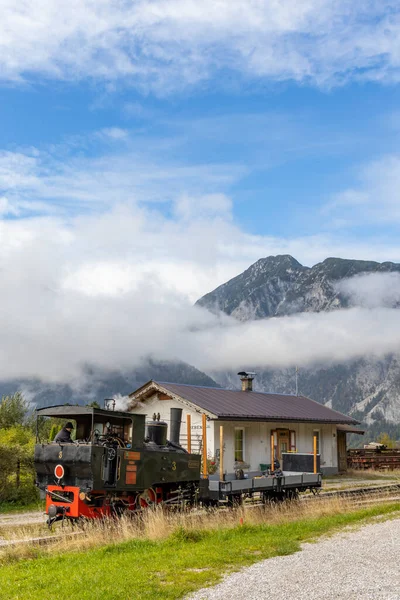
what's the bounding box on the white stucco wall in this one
[130,392,215,455]
[211,421,337,473]
[130,391,339,473]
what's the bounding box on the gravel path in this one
[0,511,44,527]
[188,517,400,600]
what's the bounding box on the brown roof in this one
[133,381,359,425]
[337,424,365,435]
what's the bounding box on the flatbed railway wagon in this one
[34,405,321,525]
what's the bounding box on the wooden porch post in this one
[202,413,208,478]
[270,432,275,472]
[219,425,224,481]
[186,414,191,453]
[313,433,318,474]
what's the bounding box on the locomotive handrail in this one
[45,488,73,504]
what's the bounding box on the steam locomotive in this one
[34,404,322,526]
[35,405,204,526]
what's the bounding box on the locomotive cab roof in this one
[35,404,135,422]
[35,405,146,446]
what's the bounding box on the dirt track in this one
[0,511,44,527]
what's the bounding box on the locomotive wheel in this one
[137,488,158,509]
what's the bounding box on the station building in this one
[128,373,363,475]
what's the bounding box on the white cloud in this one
[1,203,400,383]
[1,129,400,383]
[326,154,400,226]
[0,146,245,216]
[173,193,232,222]
[189,306,400,373]
[99,127,129,140]
[336,272,400,309]
[1,1,400,91]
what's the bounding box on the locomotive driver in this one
[54,422,74,444]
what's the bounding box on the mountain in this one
[1,360,218,409]
[196,255,400,319]
[3,254,400,440]
[198,255,400,438]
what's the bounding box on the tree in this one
[49,424,61,441]
[0,392,29,429]
[87,401,101,408]
[0,425,37,504]
[377,432,397,449]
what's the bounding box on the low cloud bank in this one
[336,272,400,308]
[1,207,400,383]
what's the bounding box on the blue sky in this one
[3,79,400,247]
[3,1,400,381]
[3,79,400,238]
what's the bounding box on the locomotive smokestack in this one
[237,371,256,392]
[170,408,183,445]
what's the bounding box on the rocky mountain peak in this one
[196,255,400,321]
[197,255,400,431]
[252,254,305,274]
[312,257,382,280]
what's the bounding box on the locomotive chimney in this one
[238,371,256,392]
[170,407,183,445]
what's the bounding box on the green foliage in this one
[0,504,398,598]
[36,416,67,443]
[0,393,39,505]
[0,391,74,505]
[0,425,38,504]
[377,432,397,449]
[49,424,61,441]
[0,392,29,429]
[87,401,101,408]
[360,419,400,446]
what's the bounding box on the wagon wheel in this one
[137,488,157,509]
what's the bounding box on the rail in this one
[2,482,400,551]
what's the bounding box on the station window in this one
[234,428,245,462]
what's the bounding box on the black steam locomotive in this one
[35,405,202,525]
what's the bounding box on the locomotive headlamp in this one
[79,491,86,501]
[54,464,65,480]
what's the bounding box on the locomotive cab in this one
[35,405,147,523]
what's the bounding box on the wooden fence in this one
[347,448,400,470]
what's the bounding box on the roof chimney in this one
[238,371,256,392]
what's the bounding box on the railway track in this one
[308,483,400,508]
[0,531,84,548]
[1,483,399,550]
[311,482,400,499]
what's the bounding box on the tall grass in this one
[1,492,398,564]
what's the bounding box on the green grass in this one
[0,500,44,514]
[0,503,399,600]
